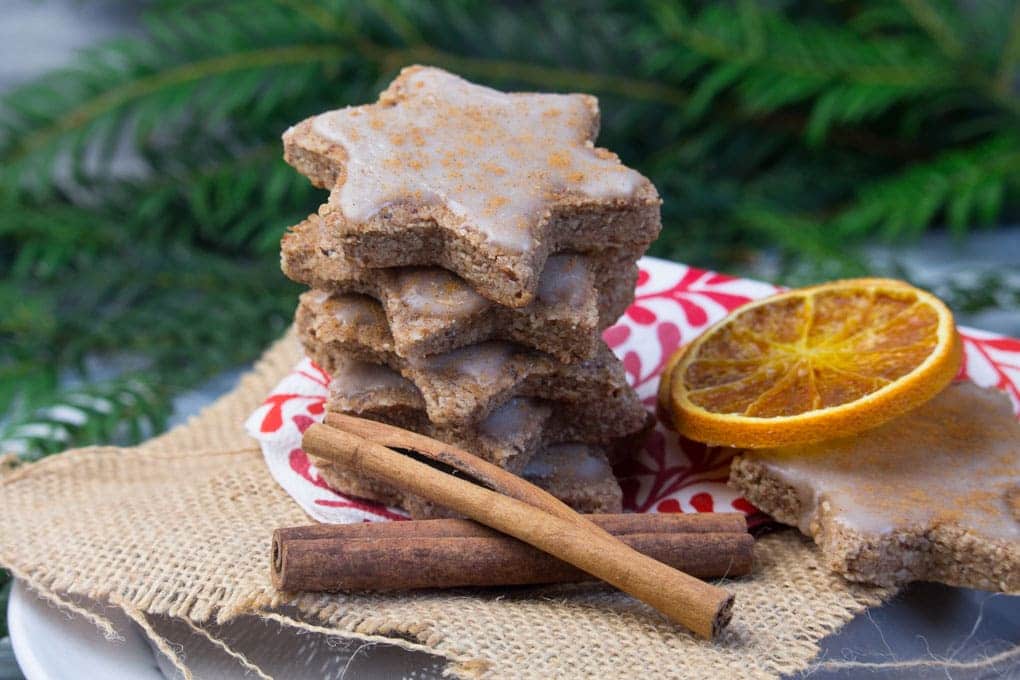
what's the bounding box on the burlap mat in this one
[0,329,894,678]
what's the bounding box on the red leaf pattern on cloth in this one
[602,324,631,349]
[289,447,407,520]
[288,448,332,492]
[689,493,714,513]
[625,305,657,325]
[247,257,1020,525]
[259,395,296,433]
[958,329,1020,409]
[655,499,682,513]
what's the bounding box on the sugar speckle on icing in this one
[393,268,488,319]
[311,67,644,252]
[327,294,381,326]
[750,382,1019,541]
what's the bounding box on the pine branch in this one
[930,269,1020,315]
[647,3,959,144]
[995,3,1020,95]
[898,0,965,59]
[0,579,9,638]
[0,375,170,461]
[8,0,1009,208]
[271,0,349,36]
[3,44,345,185]
[656,3,952,86]
[834,133,1020,240]
[0,1,354,193]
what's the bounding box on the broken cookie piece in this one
[729,381,1019,591]
[283,65,660,307]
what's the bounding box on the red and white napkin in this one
[245,257,1020,524]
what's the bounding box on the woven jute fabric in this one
[0,330,895,678]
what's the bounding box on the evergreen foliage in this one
[2,0,1019,465]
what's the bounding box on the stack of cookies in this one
[279,66,662,518]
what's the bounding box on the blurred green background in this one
[5,1,1020,462]
[2,2,1020,488]
[1,0,1019,652]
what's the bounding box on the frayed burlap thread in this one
[0,329,896,678]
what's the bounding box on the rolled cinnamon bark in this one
[274,512,746,542]
[272,529,753,592]
[302,421,737,638]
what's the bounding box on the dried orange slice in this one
[656,344,686,429]
[669,278,962,448]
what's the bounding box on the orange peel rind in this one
[668,278,962,448]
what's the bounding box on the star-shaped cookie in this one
[283,65,660,307]
[281,215,637,361]
[294,290,649,433]
[316,439,622,520]
[730,381,1019,591]
[325,355,646,471]
[321,357,630,519]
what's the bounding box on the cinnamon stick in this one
[324,412,597,521]
[302,421,736,639]
[274,512,747,542]
[272,526,753,591]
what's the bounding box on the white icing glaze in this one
[333,359,411,398]
[311,67,644,252]
[749,382,1019,541]
[537,255,593,307]
[521,457,554,479]
[573,453,612,483]
[392,268,488,319]
[421,342,516,382]
[328,295,379,326]
[524,443,611,483]
[479,398,540,439]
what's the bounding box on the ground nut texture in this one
[281,215,639,362]
[730,382,1019,592]
[282,66,661,307]
[295,292,648,432]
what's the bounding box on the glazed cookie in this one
[296,292,648,431]
[729,382,1019,591]
[282,65,660,307]
[315,442,623,520]
[326,355,652,469]
[282,215,637,361]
